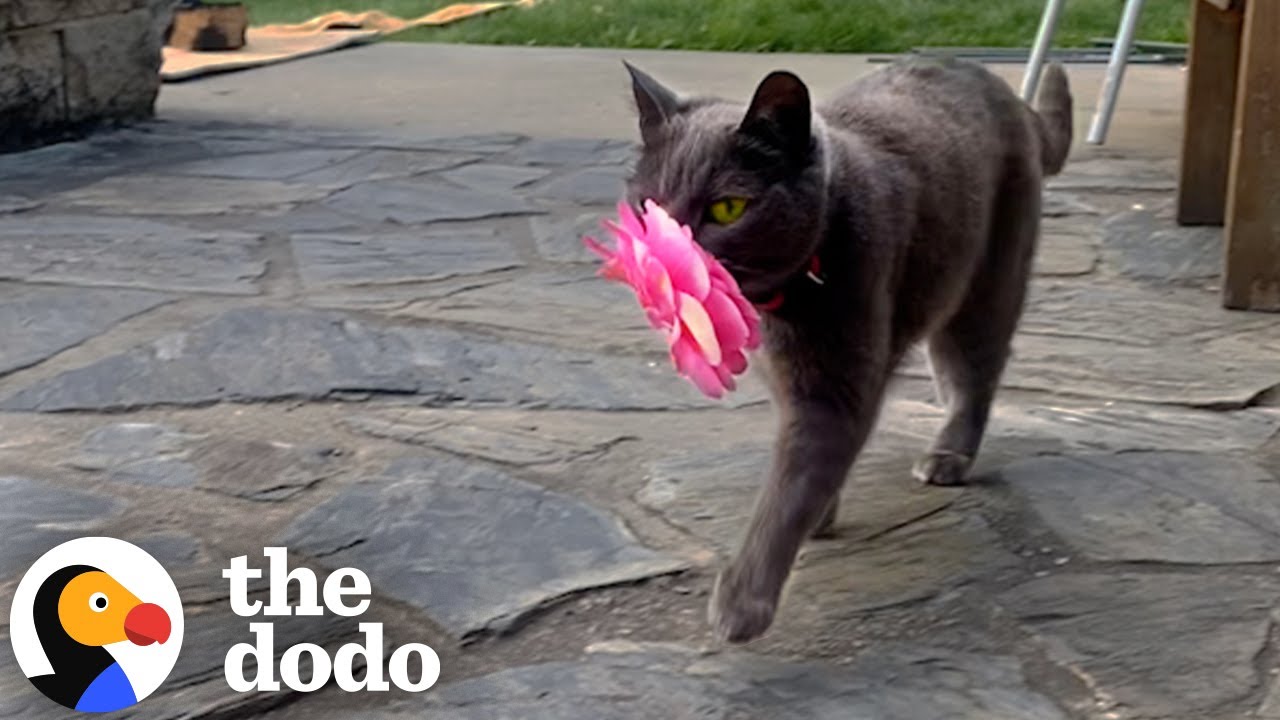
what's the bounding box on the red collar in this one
[755,255,825,312]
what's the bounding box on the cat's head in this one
[623,63,828,303]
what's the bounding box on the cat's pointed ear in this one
[740,71,811,158]
[625,62,680,145]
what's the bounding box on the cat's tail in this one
[1032,64,1073,176]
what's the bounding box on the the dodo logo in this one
[10,537,184,713]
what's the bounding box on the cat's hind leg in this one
[915,170,1041,486]
[810,494,840,538]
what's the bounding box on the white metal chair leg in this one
[1087,0,1146,144]
[1022,0,1068,101]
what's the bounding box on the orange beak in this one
[123,603,171,646]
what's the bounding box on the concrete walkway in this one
[0,44,1277,720]
[159,43,1184,156]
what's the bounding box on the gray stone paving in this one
[0,105,1277,720]
[1001,573,1280,716]
[0,476,120,578]
[0,285,170,373]
[1000,452,1280,563]
[0,215,263,294]
[279,455,687,637]
[413,641,1071,720]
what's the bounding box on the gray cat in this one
[622,57,1072,643]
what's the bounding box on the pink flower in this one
[584,200,761,398]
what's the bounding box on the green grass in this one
[242,0,1188,53]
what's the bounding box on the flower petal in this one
[640,253,676,322]
[677,292,722,367]
[671,335,725,398]
[703,287,750,351]
[617,200,645,239]
[641,201,711,299]
[582,234,614,261]
[582,236,627,282]
[715,362,736,391]
[724,348,748,374]
[699,246,761,349]
[586,200,759,398]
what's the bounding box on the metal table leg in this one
[1022,0,1068,100]
[1087,0,1147,144]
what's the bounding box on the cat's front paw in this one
[912,451,973,486]
[708,565,778,644]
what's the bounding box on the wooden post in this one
[1177,0,1243,225]
[1223,0,1280,311]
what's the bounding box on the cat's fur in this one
[623,57,1072,643]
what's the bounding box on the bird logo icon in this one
[10,538,184,713]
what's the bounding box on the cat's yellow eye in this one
[708,197,749,225]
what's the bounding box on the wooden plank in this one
[1177,0,1243,225]
[1202,0,1237,11]
[1223,0,1280,311]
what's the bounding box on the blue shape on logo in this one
[75,662,137,713]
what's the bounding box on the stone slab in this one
[58,174,332,215]
[0,195,40,213]
[133,532,202,567]
[0,215,264,294]
[0,130,297,191]
[166,148,362,180]
[1261,671,1280,718]
[288,149,475,188]
[997,451,1280,563]
[0,284,169,376]
[645,420,962,548]
[70,422,203,488]
[1004,282,1280,407]
[188,438,340,502]
[170,125,525,155]
[505,138,634,167]
[411,642,1068,720]
[985,401,1280,454]
[1020,280,1269,349]
[1000,573,1279,716]
[343,408,628,466]
[640,441,960,555]
[292,229,521,289]
[1035,217,1098,277]
[1102,206,1222,283]
[790,512,1015,617]
[322,178,538,225]
[1047,158,1178,192]
[882,397,1280,457]
[531,211,603,263]
[231,204,369,234]
[1041,190,1099,217]
[300,274,504,311]
[0,307,759,412]
[0,475,119,580]
[278,455,687,636]
[531,165,629,205]
[400,270,657,351]
[69,422,341,501]
[439,162,550,192]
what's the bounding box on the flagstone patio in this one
[0,44,1277,720]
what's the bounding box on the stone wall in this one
[0,0,166,152]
